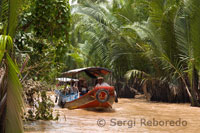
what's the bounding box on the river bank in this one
[24,95,200,133]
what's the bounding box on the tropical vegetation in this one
[1,0,200,132]
[70,0,200,106]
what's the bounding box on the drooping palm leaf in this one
[183,0,200,70]
[0,0,24,132]
[6,53,23,133]
[0,35,24,133]
[173,0,200,106]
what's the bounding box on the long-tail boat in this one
[55,67,118,109]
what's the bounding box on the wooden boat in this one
[55,67,117,109]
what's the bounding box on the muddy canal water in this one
[24,95,200,133]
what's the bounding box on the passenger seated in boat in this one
[78,78,89,96]
[69,80,79,94]
[95,77,110,87]
[80,80,88,95]
[62,85,70,95]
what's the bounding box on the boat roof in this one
[62,67,112,78]
[56,78,78,82]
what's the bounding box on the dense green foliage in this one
[0,0,70,132]
[70,0,200,105]
[16,0,71,81]
[70,0,150,77]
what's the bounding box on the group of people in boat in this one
[60,76,110,97]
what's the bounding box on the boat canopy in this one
[56,78,78,82]
[62,67,112,78]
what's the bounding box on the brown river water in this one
[24,94,200,133]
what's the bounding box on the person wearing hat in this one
[95,77,110,87]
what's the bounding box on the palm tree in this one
[125,0,200,106]
[72,0,149,76]
[70,0,150,97]
[175,0,200,106]
[71,0,200,105]
[73,0,200,105]
[0,0,24,132]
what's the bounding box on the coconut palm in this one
[72,0,150,77]
[125,0,200,106]
[71,0,200,105]
[69,0,151,98]
[73,0,200,105]
[175,0,200,106]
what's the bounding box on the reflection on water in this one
[24,95,200,133]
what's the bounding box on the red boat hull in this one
[63,86,115,109]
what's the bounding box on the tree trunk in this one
[115,78,135,98]
[142,80,151,101]
[190,66,200,106]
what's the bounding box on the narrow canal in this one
[24,95,200,133]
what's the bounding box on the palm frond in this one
[125,69,151,80]
[184,0,200,69]
[74,3,110,27]
[6,53,23,133]
[0,0,22,36]
[0,0,9,29]
[8,0,22,36]
[0,34,24,133]
[174,9,190,59]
